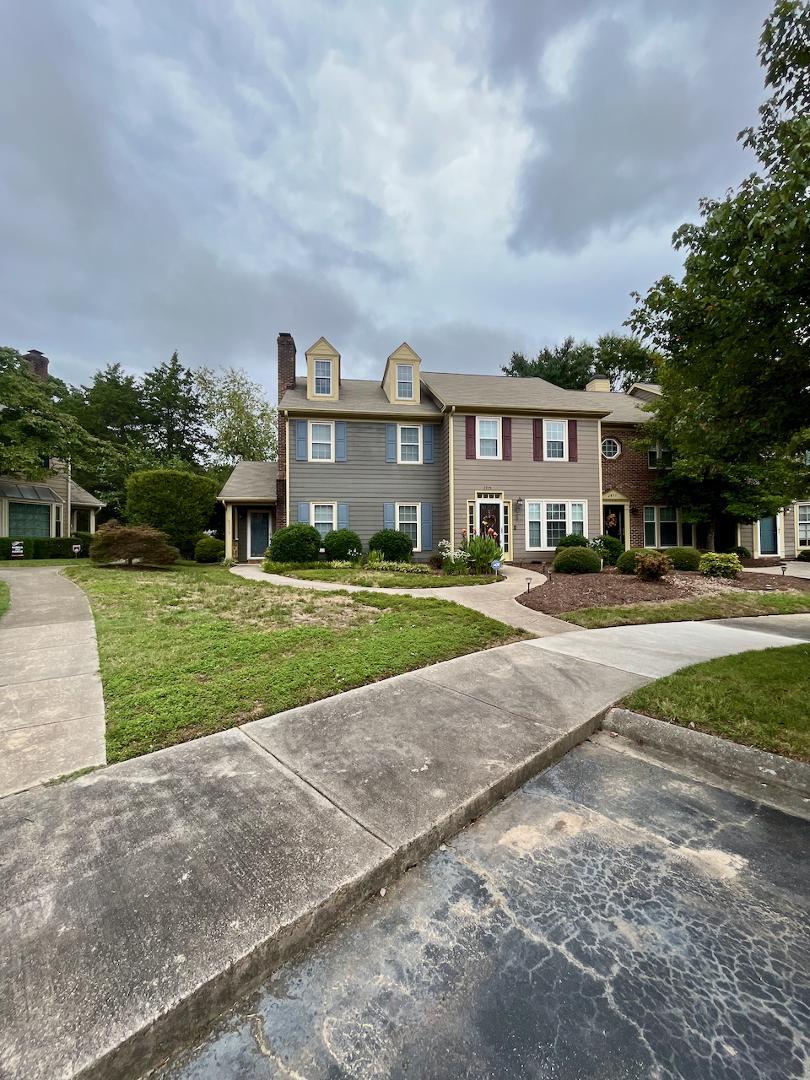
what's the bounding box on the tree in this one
[195,366,277,465]
[90,520,177,568]
[628,0,810,540]
[142,352,210,463]
[503,334,660,390]
[125,468,219,553]
[61,363,149,446]
[0,347,106,477]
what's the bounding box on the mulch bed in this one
[516,566,810,615]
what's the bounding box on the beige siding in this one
[451,414,602,560]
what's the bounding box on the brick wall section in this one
[276,333,297,527]
[601,422,659,548]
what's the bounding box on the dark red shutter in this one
[533,418,544,461]
[568,419,578,462]
[502,417,512,460]
[465,415,476,459]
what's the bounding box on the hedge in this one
[0,535,90,560]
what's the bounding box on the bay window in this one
[525,500,587,550]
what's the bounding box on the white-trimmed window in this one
[525,500,587,550]
[648,444,673,469]
[314,359,332,396]
[397,424,422,464]
[396,502,420,551]
[310,502,336,540]
[544,420,568,461]
[601,437,621,460]
[798,504,810,548]
[309,421,334,462]
[477,417,501,459]
[644,506,680,548]
[396,364,414,400]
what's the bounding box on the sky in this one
[0,0,772,398]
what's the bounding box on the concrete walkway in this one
[0,568,105,798]
[232,562,573,636]
[744,559,810,579]
[2,614,807,1079]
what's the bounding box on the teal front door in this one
[248,511,270,559]
[758,516,778,555]
[8,502,51,537]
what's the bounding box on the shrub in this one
[268,524,321,563]
[29,536,89,558]
[369,529,413,562]
[555,533,590,550]
[699,552,742,578]
[194,536,225,563]
[464,534,503,574]
[323,528,362,562]
[797,549,810,562]
[367,560,430,574]
[617,548,644,574]
[428,552,443,570]
[552,547,601,574]
[125,469,219,551]
[590,534,624,566]
[90,520,177,568]
[437,538,472,575]
[733,545,752,559]
[665,546,701,572]
[635,551,672,581]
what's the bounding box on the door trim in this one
[247,510,272,560]
[754,512,784,558]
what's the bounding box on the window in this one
[644,506,680,548]
[644,507,657,548]
[648,445,673,469]
[314,360,332,396]
[477,417,501,459]
[396,502,420,551]
[396,364,414,399]
[525,500,588,549]
[54,504,62,538]
[544,420,568,461]
[397,424,422,464]
[798,504,810,548]
[311,503,335,540]
[601,437,621,460]
[309,421,334,462]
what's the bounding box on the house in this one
[219,333,808,564]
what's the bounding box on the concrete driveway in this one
[157,735,810,1080]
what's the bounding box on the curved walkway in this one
[0,567,106,798]
[231,562,573,636]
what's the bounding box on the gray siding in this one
[451,414,602,561]
[288,419,447,557]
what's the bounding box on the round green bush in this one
[323,528,362,561]
[590,534,624,566]
[797,549,810,562]
[733,545,752,559]
[368,528,413,562]
[665,546,701,571]
[555,533,590,550]
[268,523,321,563]
[616,548,644,574]
[552,547,602,574]
[194,536,225,563]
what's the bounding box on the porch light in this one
[515,497,524,513]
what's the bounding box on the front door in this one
[603,504,625,545]
[478,501,502,545]
[248,511,271,559]
[758,515,778,556]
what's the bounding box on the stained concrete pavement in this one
[0,567,105,797]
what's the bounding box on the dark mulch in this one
[517,567,810,615]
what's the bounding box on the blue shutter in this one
[421,503,433,551]
[384,502,395,530]
[335,422,347,462]
[423,425,434,463]
[297,502,309,525]
[386,424,396,463]
[295,420,307,461]
[338,502,349,529]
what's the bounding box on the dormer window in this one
[396,364,414,400]
[314,360,332,396]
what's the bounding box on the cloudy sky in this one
[1,0,771,397]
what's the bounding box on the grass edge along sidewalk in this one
[559,590,810,629]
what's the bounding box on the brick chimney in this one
[276,333,296,526]
[24,349,49,381]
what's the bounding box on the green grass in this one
[622,644,810,760]
[0,558,89,567]
[65,562,522,763]
[560,590,810,628]
[0,580,9,619]
[282,567,502,588]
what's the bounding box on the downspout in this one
[285,415,290,528]
[448,406,456,547]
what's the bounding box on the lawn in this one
[0,580,9,619]
[65,562,522,763]
[621,644,810,760]
[0,558,90,568]
[279,567,502,588]
[559,591,810,628]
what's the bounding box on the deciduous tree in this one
[195,366,277,465]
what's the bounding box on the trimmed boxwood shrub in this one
[552,547,601,574]
[555,533,590,550]
[268,523,321,563]
[617,548,644,574]
[31,536,91,558]
[323,528,362,561]
[590,534,624,566]
[635,551,672,581]
[733,545,752,559]
[369,528,413,562]
[699,552,742,578]
[665,546,701,571]
[797,549,810,562]
[194,536,225,563]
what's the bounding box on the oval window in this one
[601,437,621,459]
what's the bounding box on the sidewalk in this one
[0,567,105,797]
[232,562,573,636]
[2,615,807,1079]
